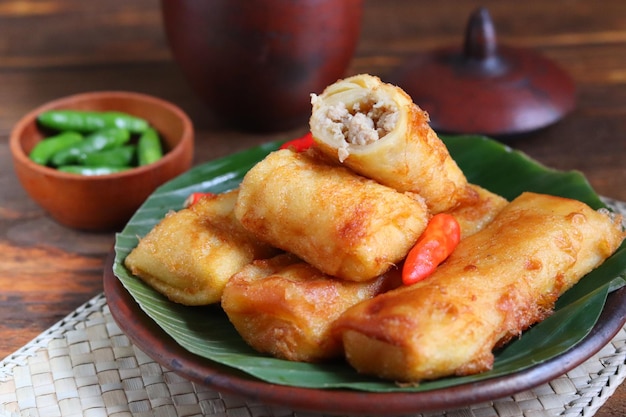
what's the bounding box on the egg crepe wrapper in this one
[332,192,626,382]
[124,190,278,306]
[234,149,429,282]
[222,253,402,362]
[310,74,470,213]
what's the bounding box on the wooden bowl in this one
[10,91,194,231]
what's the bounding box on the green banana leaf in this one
[113,135,626,392]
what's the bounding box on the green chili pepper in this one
[28,131,83,165]
[38,110,149,134]
[57,165,131,176]
[50,127,131,166]
[80,145,136,167]
[137,127,163,166]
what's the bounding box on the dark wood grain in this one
[1,1,625,415]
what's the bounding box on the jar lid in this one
[390,7,576,137]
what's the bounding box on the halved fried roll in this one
[234,149,429,282]
[124,190,277,305]
[333,192,625,382]
[222,253,402,362]
[310,74,469,213]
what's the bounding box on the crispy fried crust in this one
[446,184,509,239]
[234,149,429,281]
[124,190,277,305]
[310,74,469,213]
[332,192,625,382]
[222,253,402,362]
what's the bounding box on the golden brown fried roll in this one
[446,184,508,239]
[333,192,625,382]
[222,253,402,362]
[234,149,429,281]
[310,74,468,213]
[124,190,277,306]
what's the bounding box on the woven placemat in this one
[0,292,624,417]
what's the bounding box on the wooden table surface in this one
[1,1,625,415]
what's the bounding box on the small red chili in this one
[402,213,461,285]
[184,192,215,208]
[279,132,315,152]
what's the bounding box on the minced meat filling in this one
[322,99,398,161]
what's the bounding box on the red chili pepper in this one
[184,192,214,208]
[402,213,461,285]
[279,132,315,152]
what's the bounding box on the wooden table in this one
[1,1,624,415]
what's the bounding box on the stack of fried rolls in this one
[124,73,625,383]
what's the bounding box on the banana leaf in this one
[113,135,626,392]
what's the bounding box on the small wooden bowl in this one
[10,91,194,231]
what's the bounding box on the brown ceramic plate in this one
[104,257,625,415]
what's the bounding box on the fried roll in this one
[333,192,625,382]
[310,74,468,213]
[234,149,429,282]
[446,184,508,239]
[124,190,277,306]
[222,253,402,362]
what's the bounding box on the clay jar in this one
[161,0,363,132]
